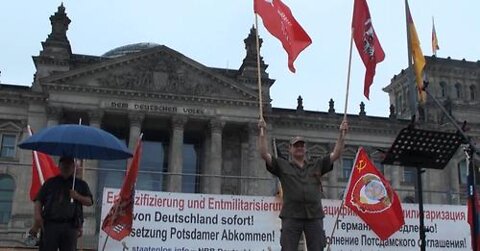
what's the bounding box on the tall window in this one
[403,167,415,184]
[396,94,403,114]
[440,82,447,97]
[455,83,462,99]
[470,85,476,101]
[0,175,14,224]
[0,134,16,158]
[342,158,354,180]
[182,141,201,193]
[138,141,168,191]
[97,139,128,200]
[458,159,467,185]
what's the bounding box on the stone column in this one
[205,119,225,194]
[246,122,265,195]
[200,131,211,194]
[82,110,103,236]
[46,106,62,127]
[240,127,250,195]
[166,116,187,192]
[449,159,460,204]
[128,113,144,150]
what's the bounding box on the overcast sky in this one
[0,1,478,117]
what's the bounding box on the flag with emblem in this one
[352,0,385,99]
[254,0,312,73]
[344,147,404,240]
[102,135,143,241]
[28,126,59,201]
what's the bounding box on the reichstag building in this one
[0,4,478,248]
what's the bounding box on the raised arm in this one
[330,118,348,162]
[258,119,273,167]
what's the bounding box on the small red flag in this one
[344,147,404,240]
[101,137,143,241]
[352,0,385,99]
[467,191,480,250]
[467,167,480,250]
[29,126,59,201]
[254,0,312,73]
[30,151,59,201]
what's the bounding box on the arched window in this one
[470,85,476,101]
[439,81,447,97]
[455,83,462,99]
[0,175,14,224]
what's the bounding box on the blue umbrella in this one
[19,124,132,160]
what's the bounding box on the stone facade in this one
[0,4,479,249]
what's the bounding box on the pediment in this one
[41,46,258,101]
[0,121,22,132]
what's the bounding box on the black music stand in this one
[382,126,463,251]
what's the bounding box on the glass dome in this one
[102,42,160,58]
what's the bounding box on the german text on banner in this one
[98,189,470,250]
[352,0,385,100]
[254,0,312,73]
[102,139,143,241]
[344,147,404,240]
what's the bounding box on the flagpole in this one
[254,14,265,128]
[404,0,417,122]
[326,12,355,251]
[28,125,45,184]
[101,235,109,251]
[343,28,354,119]
[326,200,345,251]
[71,118,83,203]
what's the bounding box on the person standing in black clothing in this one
[29,156,93,251]
[258,119,348,251]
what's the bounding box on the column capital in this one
[247,122,259,135]
[209,119,225,133]
[171,116,187,130]
[46,106,63,121]
[88,110,104,125]
[129,113,145,128]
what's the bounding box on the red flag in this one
[344,147,404,240]
[29,127,59,201]
[254,0,312,73]
[30,151,59,201]
[467,191,480,250]
[352,0,385,99]
[467,163,480,250]
[101,137,143,241]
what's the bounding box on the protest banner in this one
[99,188,470,251]
[99,188,282,251]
